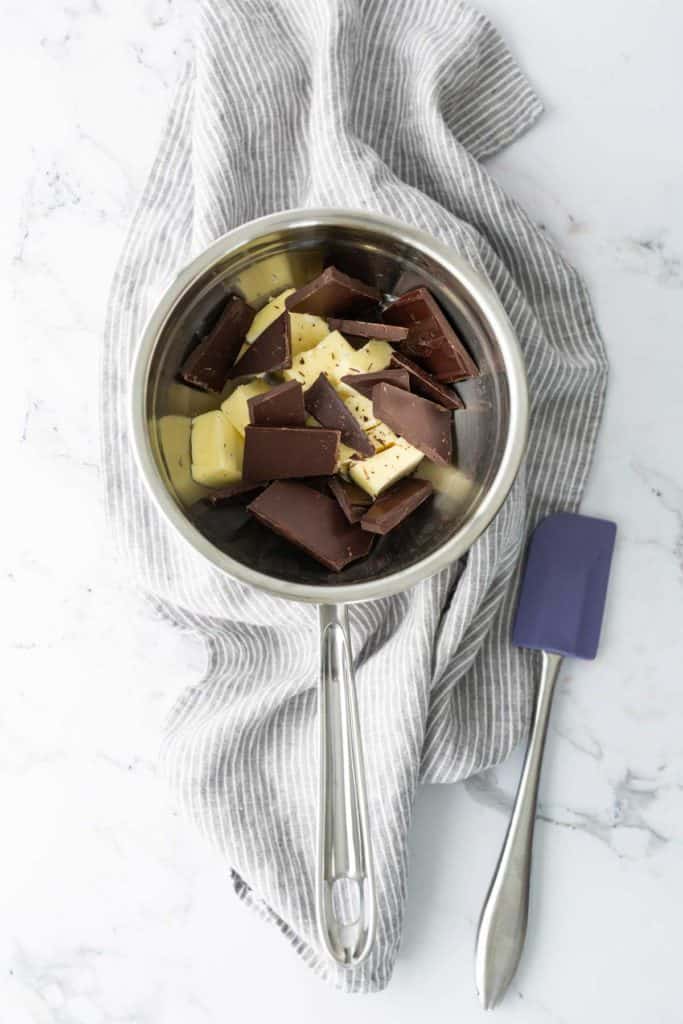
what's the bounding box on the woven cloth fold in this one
[101,0,607,993]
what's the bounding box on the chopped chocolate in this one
[285,266,381,317]
[206,481,265,505]
[304,373,374,456]
[372,383,453,466]
[383,287,478,382]
[243,426,340,481]
[248,481,373,571]
[191,499,253,545]
[341,369,410,400]
[248,380,305,427]
[302,475,334,494]
[328,476,373,524]
[341,301,386,325]
[324,249,398,297]
[390,352,463,410]
[180,294,254,392]
[360,478,433,535]
[326,304,386,349]
[327,318,409,343]
[182,270,470,572]
[228,312,291,378]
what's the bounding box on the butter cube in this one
[246,288,295,342]
[349,441,423,498]
[191,410,244,487]
[343,392,379,431]
[233,252,322,305]
[158,415,209,507]
[335,442,358,477]
[234,256,297,306]
[221,380,271,436]
[290,312,330,356]
[282,331,358,391]
[347,340,393,374]
[366,420,402,451]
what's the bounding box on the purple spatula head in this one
[512,512,616,660]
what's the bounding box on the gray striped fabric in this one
[101,0,607,993]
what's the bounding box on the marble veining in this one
[3,0,682,1021]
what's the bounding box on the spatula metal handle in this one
[475,650,562,1009]
[316,604,376,968]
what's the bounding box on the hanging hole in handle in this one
[331,877,362,927]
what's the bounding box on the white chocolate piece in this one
[349,441,423,498]
[282,331,359,392]
[191,410,244,487]
[221,380,271,436]
[158,415,209,507]
[245,288,295,342]
[343,392,379,431]
[289,312,330,356]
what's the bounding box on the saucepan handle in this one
[316,604,376,967]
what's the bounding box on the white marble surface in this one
[3,1,682,1021]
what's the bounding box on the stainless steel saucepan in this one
[129,209,528,968]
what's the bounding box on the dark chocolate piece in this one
[390,352,463,410]
[327,318,409,343]
[248,481,373,572]
[324,248,398,297]
[180,295,254,392]
[228,313,291,378]
[341,301,385,325]
[248,380,305,427]
[360,478,433,535]
[341,369,410,400]
[328,476,373,524]
[242,426,340,482]
[372,383,453,466]
[190,499,252,545]
[285,266,380,317]
[383,287,478,382]
[304,373,374,457]
[302,475,334,494]
[206,481,265,505]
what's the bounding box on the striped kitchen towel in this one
[101,0,608,993]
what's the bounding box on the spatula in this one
[475,512,616,1009]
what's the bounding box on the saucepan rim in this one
[128,207,528,604]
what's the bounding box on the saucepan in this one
[129,209,528,968]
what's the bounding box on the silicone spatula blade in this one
[475,512,616,1009]
[512,512,617,659]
